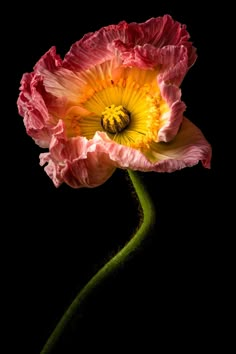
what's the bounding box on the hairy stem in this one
[40,170,155,354]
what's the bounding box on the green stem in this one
[40,170,155,354]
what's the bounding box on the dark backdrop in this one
[5,1,227,353]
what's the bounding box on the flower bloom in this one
[17,15,211,188]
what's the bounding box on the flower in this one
[17,15,211,188]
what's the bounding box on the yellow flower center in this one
[59,60,169,149]
[101,104,131,134]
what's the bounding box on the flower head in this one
[17,15,211,188]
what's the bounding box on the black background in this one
[5,1,228,353]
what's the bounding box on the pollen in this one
[101,104,131,134]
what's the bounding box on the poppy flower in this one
[17,15,211,188]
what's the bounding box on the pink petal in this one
[31,47,75,116]
[148,118,212,171]
[33,46,83,101]
[17,48,75,146]
[155,45,191,143]
[157,82,186,143]
[33,46,63,72]
[17,73,52,147]
[40,120,116,188]
[62,15,196,72]
[63,22,128,71]
[155,45,194,142]
[126,16,197,67]
[39,67,84,101]
[94,118,211,173]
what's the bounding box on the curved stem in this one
[40,170,155,354]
